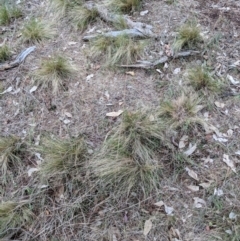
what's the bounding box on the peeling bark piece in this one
[0,46,36,71]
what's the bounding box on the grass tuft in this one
[38,136,87,178]
[0,44,11,63]
[158,92,205,130]
[0,4,22,25]
[71,5,99,31]
[21,18,55,43]
[91,35,146,66]
[186,66,222,93]
[0,201,34,238]
[173,22,202,52]
[0,136,24,179]
[106,0,142,13]
[34,55,75,94]
[92,110,169,196]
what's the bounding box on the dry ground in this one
[0,0,240,240]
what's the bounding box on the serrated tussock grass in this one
[92,110,170,197]
[0,136,25,179]
[158,92,206,130]
[34,55,75,94]
[71,5,99,31]
[0,44,11,62]
[0,3,22,25]
[91,35,145,66]
[21,18,55,43]
[0,201,34,238]
[38,136,87,178]
[106,0,142,13]
[173,22,202,52]
[186,66,223,94]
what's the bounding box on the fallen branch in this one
[83,28,152,41]
[118,51,200,69]
[0,46,36,71]
[83,2,156,40]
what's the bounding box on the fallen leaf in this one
[149,114,155,122]
[229,212,237,220]
[0,86,13,95]
[164,205,174,216]
[184,143,197,156]
[106,110,123,117]
[214,101,225,108]
[112,234,118,241]
[227,129,233,137]
[173,67,181,75]
[201,156,214,164]
[187,185,199,192]
[227,74,239,85]
[223,154,236,173]
[63,119,71,124]
[140,10,149,16]
[235,151,240,155]
[154,201,164,207]
[68,41,77,45]
[126,71,135,76]
[86,74,94,81]
[193,197,206,208]
[185,167,199,181]
[105,91,110,100]
[199,182,211,189]
[65,112,72,118]
[214,188,223,196]
[143,219,152,236]
[27,167,39,177]
[213,134,228,142]
[178,135,188,149]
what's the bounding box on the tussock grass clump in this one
[21,18,55,43]
[186,66,222,93]
[91,35,145,66]
[0,201,34,238]
[0,4,22,25]
[158,93,205,130]
[92,111,169,196]
[39,136,87,178]
[106,0,142,13]
[34,55,74,93]
[0,44,11,62]
[71,6,99,31]
[173,22,202,52]
[0,136,25,178]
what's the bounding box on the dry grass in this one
[33,55,75,94]
[0,44,11,62]
[173,22,202,52]
[0,201,34,238]
[91,35,146,66]
[91,110,170,197]
[21,18,55,43]
[38,136,87,178]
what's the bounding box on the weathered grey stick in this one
[118,51,200,69]
[83,28,152,41]
[0,46,36,71]
[83,2,156,39]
